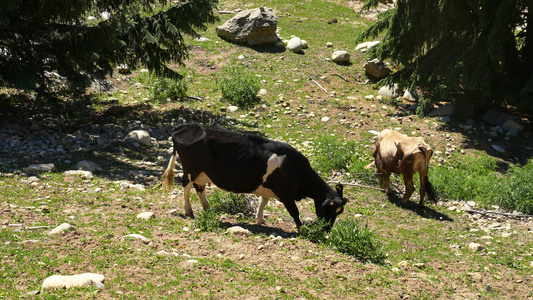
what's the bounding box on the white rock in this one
[492,145,506,153]
[122,233,151,243]
[64,170,94,179]
[225,226,251,237]
[355,41,380,52]
[126,130,151,146]
[468,242,485,252]
[287,37,304,52]
[331,50,350,62]
[136,212,154,220]
[48,223,74,235]
[42,273,105,289]
[321,116,330,122]
[228,106,239,112]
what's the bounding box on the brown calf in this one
[366,129,436,206]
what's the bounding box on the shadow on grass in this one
[219,221,296,238]
[386,193,454,222]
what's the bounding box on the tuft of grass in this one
[298,219,386,264]
[220,67,260,108]
[298,219,330,244]
[193,209,221,232]
[313,135,357,175]
[150,76,188,103]
[208,190,256,217]
[327,219,386,264]
[491,159,533,214]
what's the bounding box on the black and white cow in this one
[162,123,346,230]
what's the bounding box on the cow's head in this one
[321,184,347,231]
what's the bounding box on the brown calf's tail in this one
[161,152,177,190]
[424,176,437,203]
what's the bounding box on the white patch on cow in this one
[251,154,285,200]
[336,207,342,214]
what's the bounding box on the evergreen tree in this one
[358,0,533,111]
[0,0,218,95]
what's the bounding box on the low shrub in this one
[208,190,256,217]
[151,76,187,103]
[193,209,221,232]
[313,135,357,174]
[220,67,260,108]
[298,219,386,264]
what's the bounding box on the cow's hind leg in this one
[256,196,269,224]
[194,183,210,211]
[183,182,194,218]
[401,175,415,205]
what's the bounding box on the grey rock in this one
[126,130,151,146]
[26,163,55,175]
[216,7,279,46]
[331,50,350,62]
[76,160,102,172]
[502,119,525,134]
[482,109,514,126]
[364,58,391,79]
[378,84,400,98]
[48,223,75,235]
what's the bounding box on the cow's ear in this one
[335,183,343,198]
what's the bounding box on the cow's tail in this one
[162,151,177,191]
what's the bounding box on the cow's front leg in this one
[379,170,392,195]
[183,182,194,218]
[256,196,269,224]
[401,175,415,204]
[282,200,302,228]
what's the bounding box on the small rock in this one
[76,160,102,172]
[136,212,154,220]
[126,130,151,146]
[287,37,304,52]
[225,226,251,237]
[397,261,409,269]
[26,163,55,175]
[64,170,94,179]
[42,273,105,289]
[122,233,151,243]
[468,242,485,252]
[228,106,239,112]
[331,50,350,62]
[48,223,74,235]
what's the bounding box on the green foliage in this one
[327,219,386,264]
[358,0,533,111]
[491,160,533,214]
[298,219,330,244]
[299,219,386,264]
[193,209,221,232]
[220,67,260,108]
[150,76,187,103]
[431,156,533,214]
[208,190,256,217]
[416,97,434,117]
[0,0,218,95]
[313,135,357,174]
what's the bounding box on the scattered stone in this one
[225,226,252,237]
[482,109,514,126]
[137,212,154,220]
[430,103,456,116]
[42,273,105,289]
[331,50,350,62]
[26,163,55,175]
[122,233,151,243]
[492,145,506,153]
[397,261,409,269]
[64,170,94,179]
[321,116,330,122]
[468,242,485,252]
[355,41,380,52]
[325,42,333,47]
[402,90,419,102]
[364,58,391,79]
[155,250,171,256]
[119,182,146,191]
[76,160,102,172]
[287,37,304,52]
[228,106,239,112]
[502,119,525,134]
[378,84,400,98]
[216,7,279,46]
[126,130,151,146]
[48,223,75,235]
[414,263,425,269]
